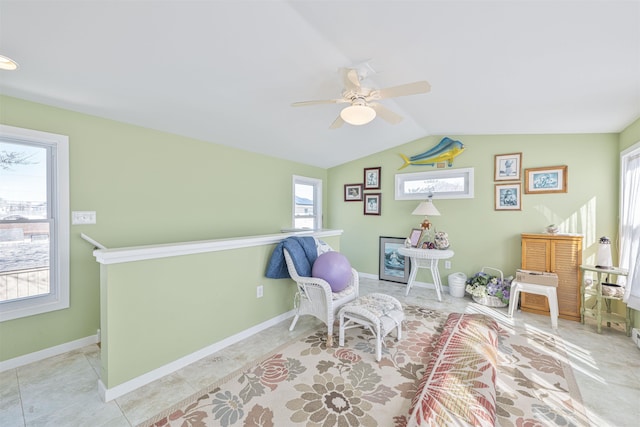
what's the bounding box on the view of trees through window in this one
[0,142,51,303]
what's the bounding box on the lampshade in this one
[340,105,376,125]
[412,200,441,216]
[595,236,613,269]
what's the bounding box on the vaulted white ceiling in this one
[1,1,638,168]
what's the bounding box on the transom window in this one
[395,168,475,200]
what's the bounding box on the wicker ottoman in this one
[338,293,404,361]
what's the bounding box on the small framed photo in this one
[408,228,423,247]
[494,152,522,181]
[525,165,568,194]
[379,236,411,284]
[364,193,381,215]
[364,167,381,190]
[495,183,521,210]
[344,183,363,201]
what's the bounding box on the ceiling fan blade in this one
[373,81,431,100]
[341,68,361,91]
[370,103,403,125]
[292,98,346,107]
[329,115,345,129]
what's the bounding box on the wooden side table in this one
[580,264,632,335]
[397,247,454,301]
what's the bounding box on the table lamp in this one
[412,197,440,230]
[595,236,613,269]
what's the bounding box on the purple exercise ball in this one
[312,251,352,292]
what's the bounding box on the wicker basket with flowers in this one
[465,267,512,307]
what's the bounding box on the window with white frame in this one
[0,125,69,322]
[395,168,475,200]
[620,142,640,311]
[292,175,322,230]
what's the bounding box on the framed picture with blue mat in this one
[379,236,410,284]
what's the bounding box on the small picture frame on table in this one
[364,167,381,190]
[344,183,363,201]
[524,165,568,194]
[408,228,423,247]
[494,152,522,181]
[364,193,381,215]
[379,236,411,284]
[495,183,521,210]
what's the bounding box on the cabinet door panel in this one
[521,234,582,321]
[522,239,549,272]
[551,239,582,319]
[521,292,550,311]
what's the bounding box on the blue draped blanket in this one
[265,236,318,278]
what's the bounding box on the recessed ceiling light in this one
[0,55,19,71]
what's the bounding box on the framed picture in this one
[344,183,363,201]
[495,183,521,210]
[525,165,568,194]
[408,228,423,247]
[379,236,411,284]
[494,153,522,181]
[364,193,381,215]
[364,167,381,190]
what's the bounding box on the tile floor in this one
[1,277,639,426]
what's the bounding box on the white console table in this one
[398,247,455,301]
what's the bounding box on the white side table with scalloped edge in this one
[397,247,455,301]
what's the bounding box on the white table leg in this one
[431,259,443,301]
[405,257,419,296]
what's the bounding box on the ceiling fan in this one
[292,68,431,129]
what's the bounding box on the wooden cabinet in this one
[521,233,583,321]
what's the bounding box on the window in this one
[395,168,475,200]
[0,125,69,322]
[620,142,640,311]
[292,175,322,230]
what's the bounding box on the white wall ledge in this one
[89,229,343,265]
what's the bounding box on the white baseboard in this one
[0,334,99,372]
[358,271,436,290]
[99,309,295,402]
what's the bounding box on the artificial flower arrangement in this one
[465,269,513,306]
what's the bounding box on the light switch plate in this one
[72,211,96,225]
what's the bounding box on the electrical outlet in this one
[257,285,264,298]
[72,211,96,225]
[444,261,452,269]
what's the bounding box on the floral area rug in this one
[140,305,589,427]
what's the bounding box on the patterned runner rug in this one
[140,305,589,427]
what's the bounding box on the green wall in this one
[328,133,620,283]
[0,95,326,362]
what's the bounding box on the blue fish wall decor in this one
[399,137,465,169]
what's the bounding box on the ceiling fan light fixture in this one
[340,105,376,125]
[0,54,19,71]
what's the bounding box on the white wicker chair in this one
[284,248,359,346]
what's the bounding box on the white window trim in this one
[395,167,475,200]
[291,175,322,230]
[0,125,69,322]
[619,140,640,311]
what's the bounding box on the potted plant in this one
[465,268,512,307]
